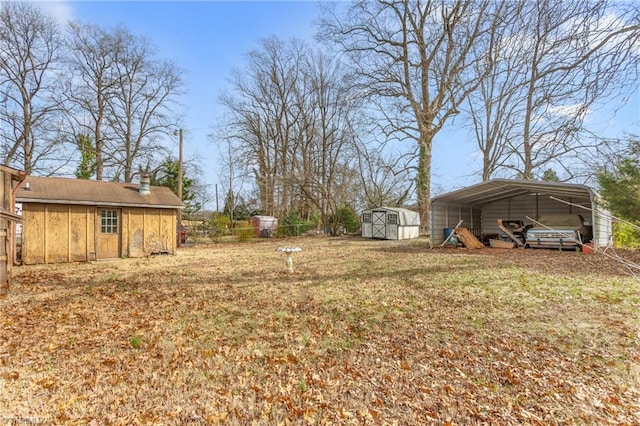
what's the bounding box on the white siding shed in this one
[361,207,420,240]
[430,179,612,248]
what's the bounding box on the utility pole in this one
[174,128,184,247]
[215,183,219,212]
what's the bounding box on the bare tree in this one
[318,0,506,229]
[214,121,253,222]
[218,37,363,232]
[64,22,120,180]
[355,139,416,209]
[292,48,361,233]
[220,37,306,217]
[466,0,640,181]
[105,28,183,182]
[462,1,526,181]
[0,2,66,174]
[513,0,639,180]
[63,24,183,182]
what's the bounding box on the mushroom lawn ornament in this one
[276,246,302,273]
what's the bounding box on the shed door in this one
[97,209,120,259]
[387,213,399,240]
[372,211,386,239]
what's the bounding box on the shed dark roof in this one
[431,179,596,207]
[16,176,183,209]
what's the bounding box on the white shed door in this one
[387,213,398,239]
[372,211,386,238]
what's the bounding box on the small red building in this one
[251,215,278,238]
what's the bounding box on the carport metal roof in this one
[431,179,596,207]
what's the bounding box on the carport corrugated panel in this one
[482,196,534,235]
[431,205,480,244]
[593,204,613,247]
[534,196,592,220]
[444,187,529,206]
[481,194,592,236]
[429,203,455,241]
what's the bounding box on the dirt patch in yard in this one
[438,246,640,277]
[1,237,638,424]
[383,240,640,278]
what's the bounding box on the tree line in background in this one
[0,2,183,181]
[217,0,639,233]
[2,1,639,237]
[0,2,213,215]
[216,36,411,234]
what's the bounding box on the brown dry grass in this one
[1,237,639,425]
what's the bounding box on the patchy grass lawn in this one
[1,237,639,424]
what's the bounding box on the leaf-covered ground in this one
[1,237,639,425]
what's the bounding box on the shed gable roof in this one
[16,176,183,209]
[363,207,421,226]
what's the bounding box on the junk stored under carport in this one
[430,179,611,249]
[489,239,516,249]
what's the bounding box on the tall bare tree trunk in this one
[319,0,502,231]
[0,2,63,174]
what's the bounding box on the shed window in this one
[387,213,398,225]
[362,212,372,223]
[101,210,118,234]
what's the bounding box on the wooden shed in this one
[0,165,25,296]
[361,207,421,240]
[16,176,183,265]
[430,179,612,248]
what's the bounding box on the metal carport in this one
[430,179,612,248]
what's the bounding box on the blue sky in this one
[44,1,322,209]
[37,1,640,208]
